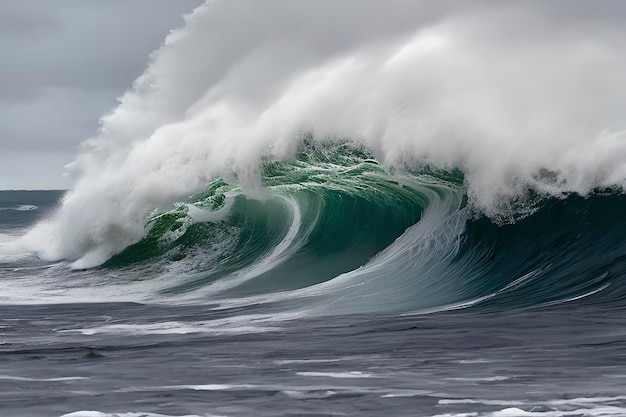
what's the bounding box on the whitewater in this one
[2,1,626,416]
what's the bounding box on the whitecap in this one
[296,371,374,378]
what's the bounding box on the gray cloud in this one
[0,1,202,98]
[0,0,202,188]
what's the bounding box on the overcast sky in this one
[0,0,202,189]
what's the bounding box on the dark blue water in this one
[2,190,626,417]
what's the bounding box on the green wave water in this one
[98,141,626,314]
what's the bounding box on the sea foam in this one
[24,0,626,267]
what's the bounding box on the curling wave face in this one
[99,141,467,314]
[14,0,626,315]
[12,142,626,316]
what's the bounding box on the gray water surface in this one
[0,302,625,417]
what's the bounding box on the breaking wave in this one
[14,1,626,315]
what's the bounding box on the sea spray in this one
[24,0,626,267]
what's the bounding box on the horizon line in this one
[0,189,68,192]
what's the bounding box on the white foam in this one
[436,396,626,417]
[114,383,252,394]
[175,384,236,391]
[439,399,527,407]
[281,389,336,399]
[490,406,626,417]
[15,205,38,211]
[273,358,343,365]
[0,232,34,263]
[547,395,626,405]
[60,412,218,417]
[24,1,626,267]
[296,371,374,378]
[430,413,478,417]
[0,205,37,211]
[0,375,88,382]
[491,410,528,417]
[446,376,510,382]
[58,314,285,336]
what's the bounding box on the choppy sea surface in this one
[2,301,626,417]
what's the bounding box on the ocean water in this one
[5,1,626,416]
[3,144,626,417]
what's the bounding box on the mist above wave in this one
[24,0,626,267]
